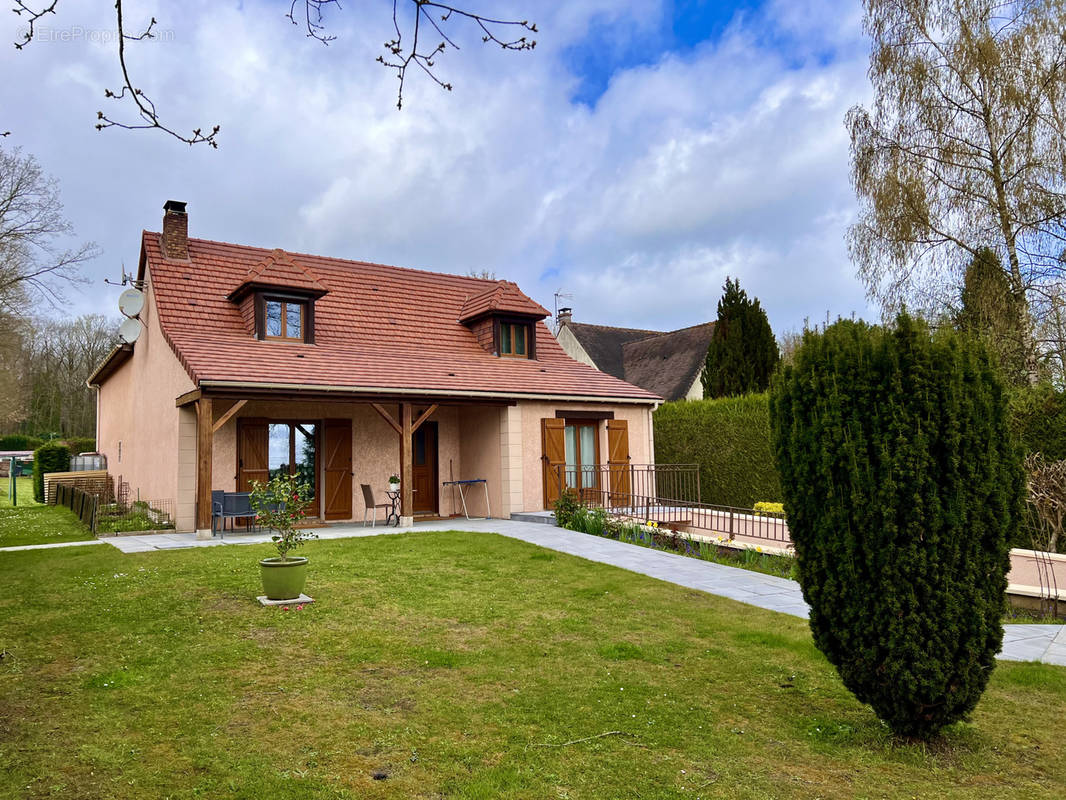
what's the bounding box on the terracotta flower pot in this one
[259,556,308,600]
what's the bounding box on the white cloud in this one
[0,0,874,333]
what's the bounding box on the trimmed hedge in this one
[0,434,44,451]
[32,442,71,503]
[63,437,97,455]
[653,393,781,508]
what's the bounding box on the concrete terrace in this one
[77,517,1066,667]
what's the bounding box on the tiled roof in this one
[138,232,659,402]
[231,248,329,297]
[564,322,661,379]
[458,281,550,322]
[621,323,715,401]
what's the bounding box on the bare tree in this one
[4,314,119,437]
[847,0,1066,382]
[1026,453,1066,553]
[10,1,536,147]
[0,146,98,315]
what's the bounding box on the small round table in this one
[385,490,401,526]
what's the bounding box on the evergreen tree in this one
[769,315,1023,739]
[955,248,1028,385]
[702,277,779,398]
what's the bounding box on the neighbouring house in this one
[554,308,714,402]
[88,202,661,536]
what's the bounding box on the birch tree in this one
[847,0,1066,380]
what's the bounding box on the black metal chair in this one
[212,491,257,537]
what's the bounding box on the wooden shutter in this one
[607,419,630,507]
[237,421,269,492]
[541,417,566,509]
[323,419,353,520]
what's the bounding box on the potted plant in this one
[250,473,317,600]
[387,474,401,494]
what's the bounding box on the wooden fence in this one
[54,482,98,529]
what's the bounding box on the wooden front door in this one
[412,422,438,514]
[541,417,565,509]
[607,419,631,506]
[237,421,269,491]
[323,419,353,520]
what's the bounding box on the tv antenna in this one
[553,289,573,333]
[104,262,145,290]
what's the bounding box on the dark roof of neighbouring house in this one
[562,320,714,402]
[123,232,660,403]
[621,323,715,401]
[563,322,661,379]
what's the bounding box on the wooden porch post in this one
[400,402,413,525]
[195,396,213,539]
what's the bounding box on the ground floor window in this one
[268,422,317,499]
[564,421,599,491]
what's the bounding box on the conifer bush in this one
[769,315,1023,739]
[32,443,71,504]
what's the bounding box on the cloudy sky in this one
[1,0,875,334]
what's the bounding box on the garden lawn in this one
[2,532,1066,800]
[0,476,94,547]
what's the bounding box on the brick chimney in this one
[161,200,189,260]
[557,307,573,327]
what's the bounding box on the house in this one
[88,202,661,536]
[554,309,714,402]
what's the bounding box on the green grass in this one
[0,476,94,548]
[1,532,1065,799]
[1,476,39,509]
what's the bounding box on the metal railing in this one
[554,463,791,546]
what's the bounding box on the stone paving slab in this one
[81,519,1066,667]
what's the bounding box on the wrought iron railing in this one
[554,463,791,546]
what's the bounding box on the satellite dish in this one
[118,287,145,318]
[119,318,142,344]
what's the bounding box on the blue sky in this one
[0,0,874,334]
[565,1,760,105]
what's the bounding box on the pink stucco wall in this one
[95,266,195,509]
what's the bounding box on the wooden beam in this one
[175,388,202,408]
[196,397,213,533]
[212,399,247,433]
[401,402,413,521]
[371,402,402,435]
[412,404,439,433]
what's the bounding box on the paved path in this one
[0,539,105,553]
[28,519,1066,666]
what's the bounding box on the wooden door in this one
[323,419,353,520]
[607,419,631,506]
[541,417,566,509]
[237,421,269,491]
[412,422,438,514]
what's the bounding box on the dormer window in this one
[499,321,529,358]
[226,248,329,345]
[458,280,549,360]
[265,298,305,341]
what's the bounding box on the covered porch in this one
[176,386,517,536]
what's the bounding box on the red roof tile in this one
[139,233,660,402]
[231,248,328,297]
[459,281,549,322]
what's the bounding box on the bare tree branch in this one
[94,0,220,148]
[377,1,536,109]
[9,0,537,142]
